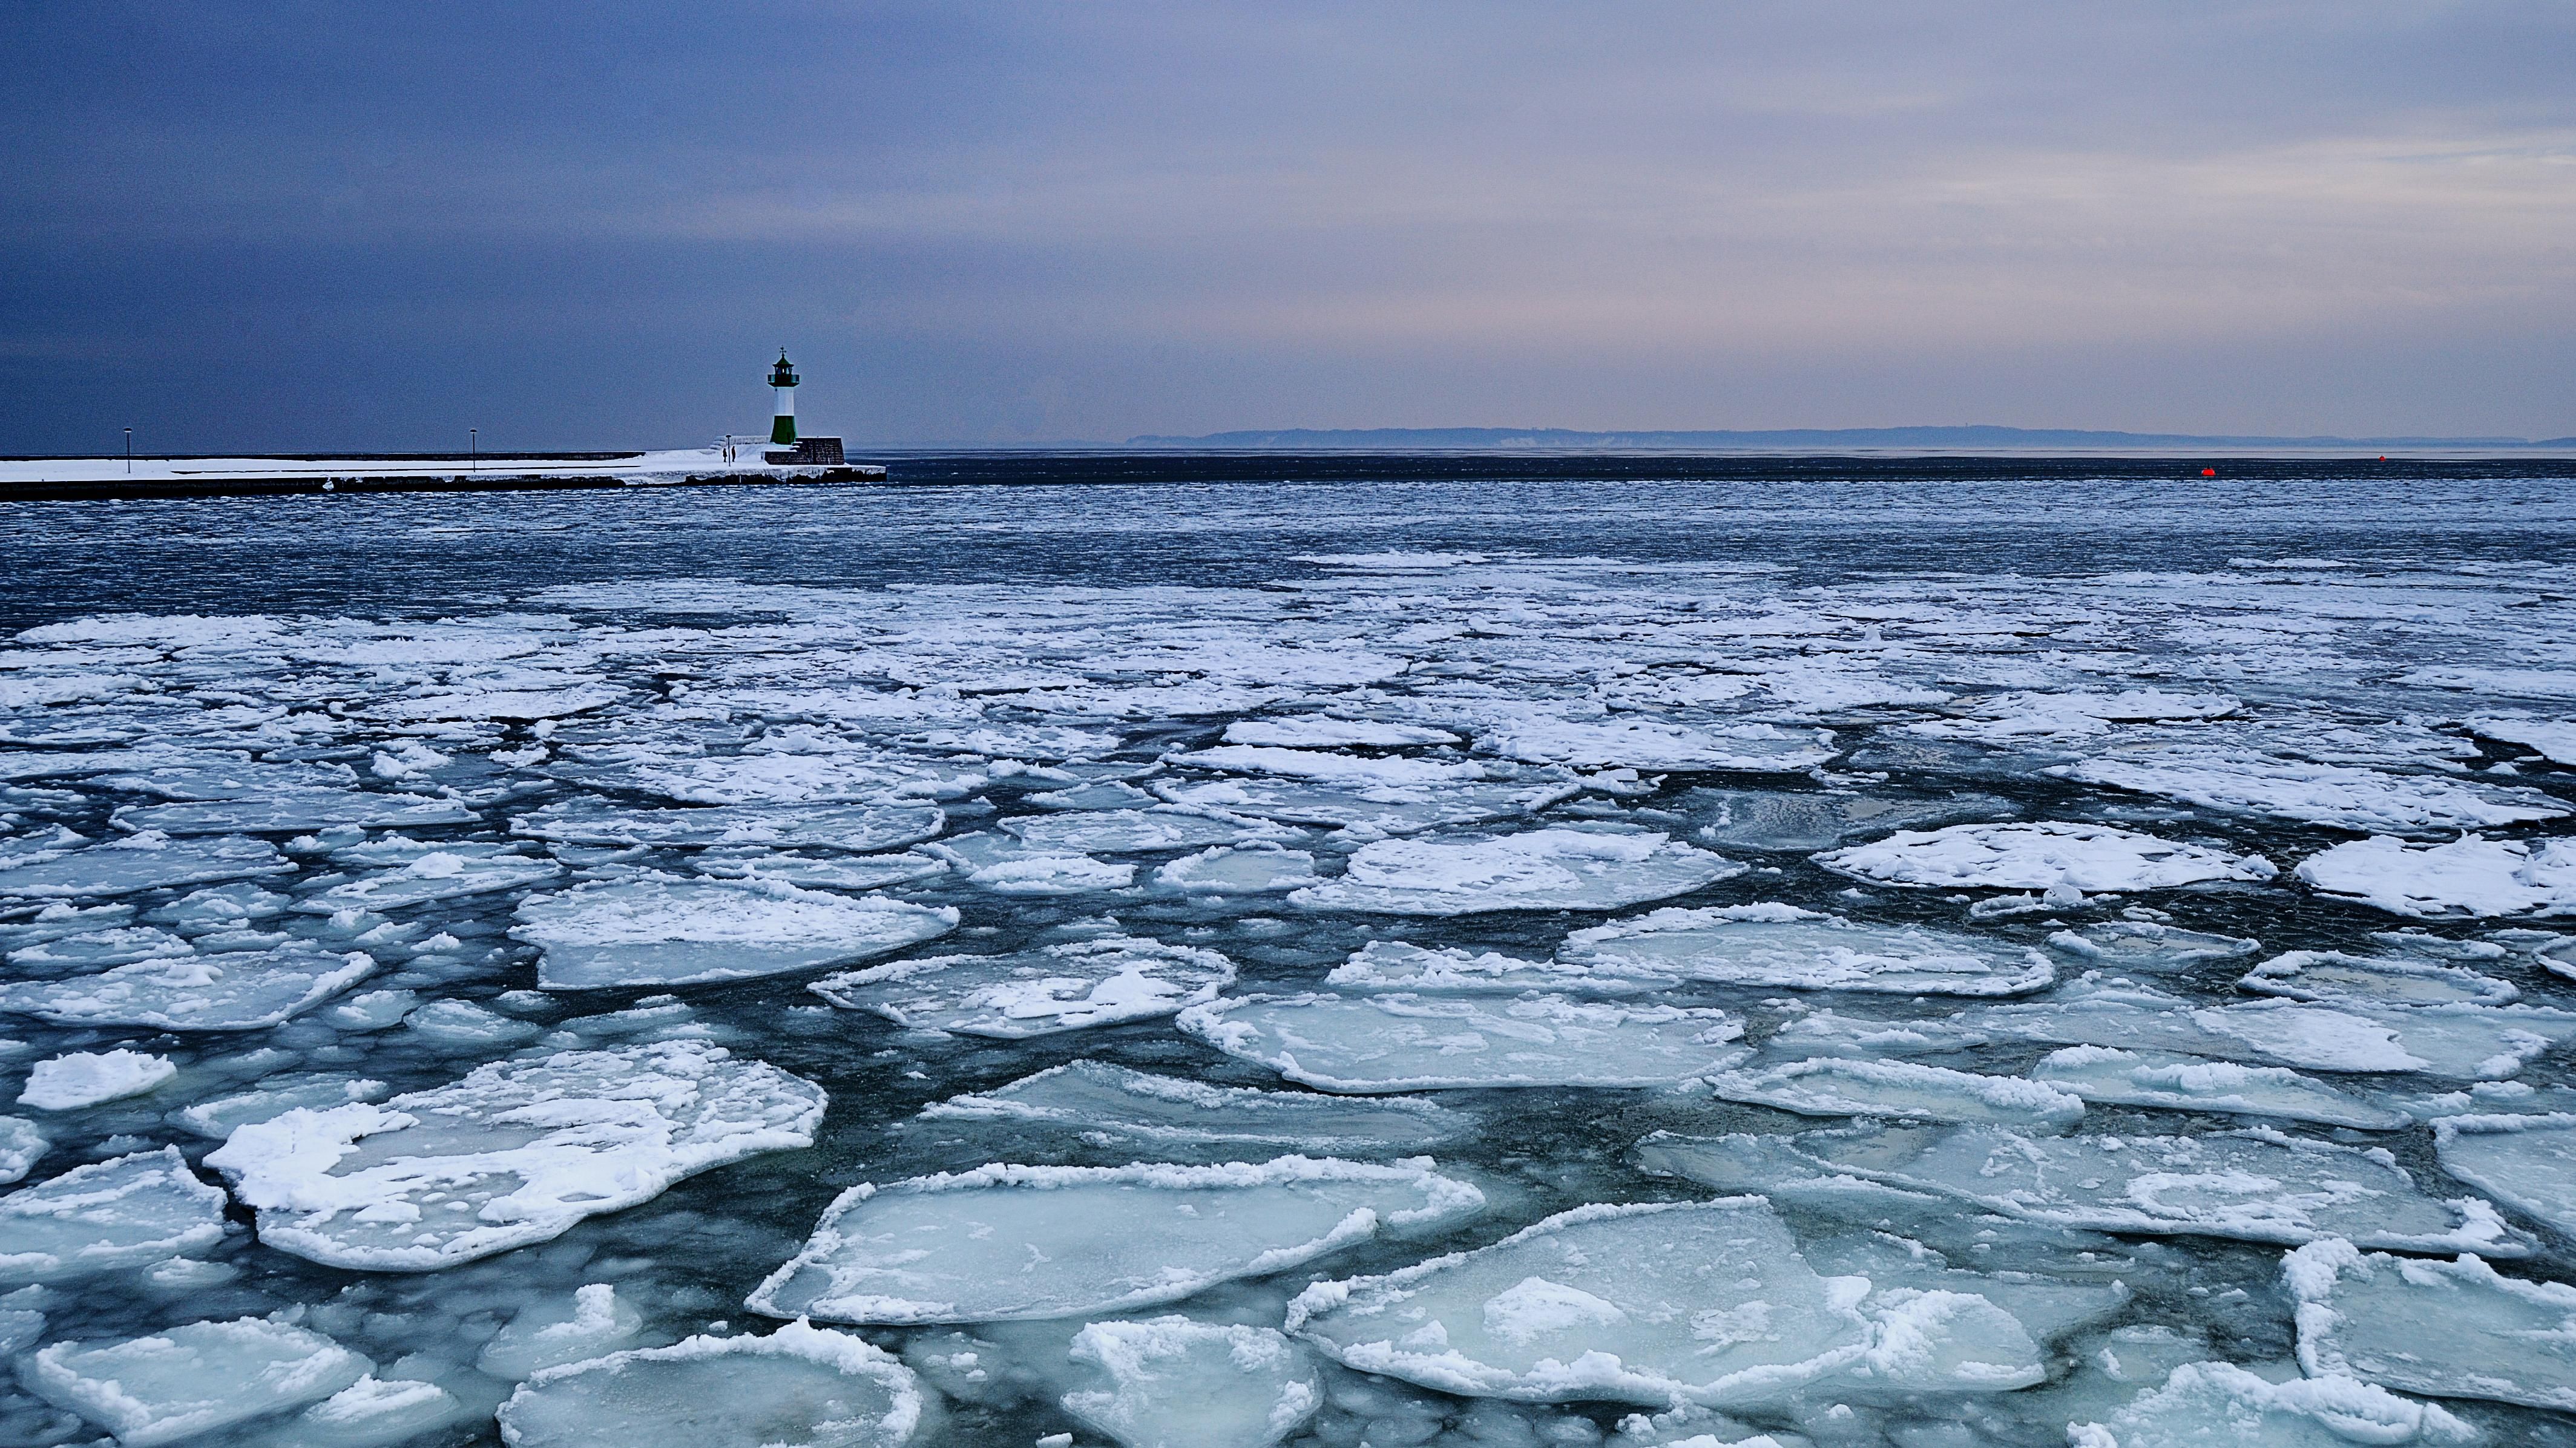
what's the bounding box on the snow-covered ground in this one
[2,471,2575,1445]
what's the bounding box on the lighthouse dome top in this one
[769,351,798,387]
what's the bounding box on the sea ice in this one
[928,831,1136,894]
[918,1061,1467,1152]
[1685,788,2016,853]
[0,1147,229,1283]
[692,849,951,891]
[2043,920,2260,972]
[4,922,192,969]
[1151,777,1567,834]
[512,796,946,851]
[1815,822,2276,893]
[0,942,376,1030]
[21,1316,371,1447]
[2469,714,2576,765]
[2285,1239,2576,1411]
[2431,1113,2576,1236]
[294,838,564,913]
[1325,939,1664,996]
[270,1374,472,1447]
[475,1283,645,1380]
[2239,949,2518,1007]
[2296,834,2576,918]
[1701,1058,2086,1130]
[748,1156,1483,1324]
[1286,1197,2041,1407]
[206,1040,826,1269]
[1560,904,2055,995]
[2069,1360,2476,1447]
[18,1047,175,1109]
[1062,1318,1322,1448]
[113,789,479,836]
[810,936,1235,1037]
[496,1322,926,1447]
[1178,992,1747,1091]
[1004,808,1289,854]
[177,1072,392,1139]
[1224,717,1460,749]
[2048,753,2564,833]
[2030,1046,2410,1130]
[1168,744,1486,787]
[0,1115,46,1183]
[0,833,294,898]
[1289,828,1742,915]
[1153,844,1321,894]
[513,877,956,989]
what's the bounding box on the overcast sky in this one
[4,2,2571,451]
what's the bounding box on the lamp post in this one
[470,429,478,473]
[124,428,132,474]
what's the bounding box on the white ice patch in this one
[2031,1046,2410,1130]
[1816,822,2276,893]
[1151,777,1566,834]
[2297,834,2576,918]
[475,1283,645,1380]
[0,1147,228,1283]
[1169,744,1487,787]
[7,923,194,969]
[113,790,479,836]
[2070,1359,2476,1448]
[928,831,1137,894]
[748,1156,1483,1325]
[692,850,950,891]
[513,877,957,989]
[2432,1113,2576,1237]
[1561,904,2055,996]
[2285,1239,2576,1412]
[177,1073,392,1139]
[1911,689,2241,741]
[1062,1317,1322,1448]
[205,1040,824,1269]
[1154,845,1321,895]
[2043,921,2261,973]
[548,748,983,805]
[22,1316,371,1447]
[18,1047,175,1109]
[1326,940,1666,997]
[2239,949,2518,1007]
[811,936,1235,1037]
[1704,1058,2086,1131]
[0,1115,47,1183]
[511,796,945,851]
[0,833,294,899]
[920,1061,1468,1152]
[1177,992,1747,1092]
[2048,753,2565,833]
[1004,808,1291,854]
[0,942,376,1031]
[1482,719,1839,772]
[1224,717,1460,749]
[294,838,564,914]
[1290,828,1742,915]
[497,1320,925,1447]
[1687,788,2017,854]
[2468,714,2576,765]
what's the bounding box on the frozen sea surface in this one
[3,454,2575,1445]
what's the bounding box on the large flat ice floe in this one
[0,1147,228,1283]
[0,940,376,1030]
[513,877,956,989]
[16,1046,175,1109]
[1002,807,1291,854]
[22,1316,372,1447]
[205,1040,825,1269]
[1702,1058,2086,1130]
[511,796,945,851]
[1151,777,1568,834]
[2431,1112,2576,1236]
[810,936,1235,1037]
[2069,1360,2477,1447]
[2048,753,2566,833]
[2296,834,2576,918]
[1178,992,1747,1091]
[1481,718,1839,772]
[1560,903,2055,995]
[918,1061,1468,1152]
[2029,1046,2410,1130]
[1816,822,2277,893]
[748,1156,1483,1324]
[497,1322,927,1447]
[2285,1239,2576,1411]
[0,833,294,898]
[1289,828,1743,914]
[1167,744,1486,787]
[1324,939,1667,997]
[1062,1317,1321,1448]
[294,838,564,913]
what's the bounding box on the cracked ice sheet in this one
[2431,1113,2576,1237]
[22,1316,371,1447]
[2297,834,2576,918]
[810,936,1235,1037]
[1287,1197,2056,1409]
[918,1061,1468,1152]
[0,1147,228,1283]
[748,1156,1484,1325]
[513,877,956,989]
[2285,1239,2576,1412]
[1561,903,2055,996]
[205,1040,824,1269]
[1178,992,1746,1092]
[1290,827,1742,914]
[1816,821,2277,892]
[0,940,376,1030]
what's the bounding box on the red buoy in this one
[2200,467,2216,477]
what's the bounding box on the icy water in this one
[1,454,2574,1447]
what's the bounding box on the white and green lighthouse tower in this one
[769,349,799,445]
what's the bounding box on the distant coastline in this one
[1123,425,2576,452]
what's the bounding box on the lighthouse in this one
[769,350,799,445]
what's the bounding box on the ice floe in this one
[748,1156,1483,1324]
[1224,716,1460,748]
[475,1283,645,1380]
[809,936,1235,1037]
[1817,821,2278,893]
[206,1040,824,1269]
[1179,992,1747,1091]
[1289,828,1742,914]
[918,1061,1467,1152]
[1482,719,1839,772]
[1685,788,2016,853]
[114,788,481,836]
[1561,903,2055,995]
[1325,939,1664,996]
[2049,753,2565,833]
[0,1147,228,1282]
[2069,1359,2476,1447]
[1169,744,1486,786]
[692,848,951,891]
[18,1047,174,1109]
[0,1115,47,1182]
[1062,1318,1321,1448]
[511,796,945,851]
[2470,713,2576,765]
[2286,1238,2576,1411]
[2298,834,2576,918]
[0,832,294,898]
[176,1072,392,1139]
[1150,776,1568,834]
[0,942,376,1030]
[1702,1058,2086,1130]
[513,877,956,989]
[2431,1112,2576,1236]
[497,1322,927,1447]
[1152,844,1321,894]
[928,831,1136,894]
[2029,1046,2410,1129]
[1004,808,1289,854]
[2239,949,2518,1007]
[2043,920,2261,972]
[22,1316,371,1446]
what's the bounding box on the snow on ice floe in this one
[0,942,376,1030]
[2047,753,2565,833]
[1674,1123,2526,1254]
[1684,788,2016,853]
[18,1047,175,1109]
[1286,1197,2052,1408]
[1062,1318,1322,1448]
[919,1061,1467,1152]
[0,1147,228,1283]
[1817,822,2276,893]
[205,1040,824,1269]
[295,837,563,913]
[2043,920,2260,972]
[0,1116,47,1182]
[1149,776,1570,833]
[2470,713,2576,765]
[476,1283,645,1380]
[1289,828,1741,915]
[5,922,192,969]
[114,788,479,836]
[748,1156,1483,1325]
[0,833,294,899]
[1482,719,1840,772]
[1911,689,2242,742]
[810,936,1234,1037]
[2239,949,2518,1007]
[22,1315,371,1446]
[2298,834,2576,918]
[1224,716,1460,749]
[1702,1058,2086,1130]
[2432,1113,2576,1237]
[367,683,623,722]
[1180,992,1747,1092]
[2070,1360,2477,1448]
[2286,1239,2576,1412]
[512,796,945,851]
[692,848,951,891]
[1004,808,1292,854]
[1154,844,1321,894]
[928,831,1136,894]
[547,749,984,805]
[498,1322,925,1448]
[1325,940,1664,996]
[1168,744,1486,787]
[2029,1046,2409,1130]
[1560,903,2055,996]
[177,1073,392,1139]
[513,877,956,989]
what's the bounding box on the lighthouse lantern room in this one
[769,350,800,445]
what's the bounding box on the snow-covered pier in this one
[0,447,886,501]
